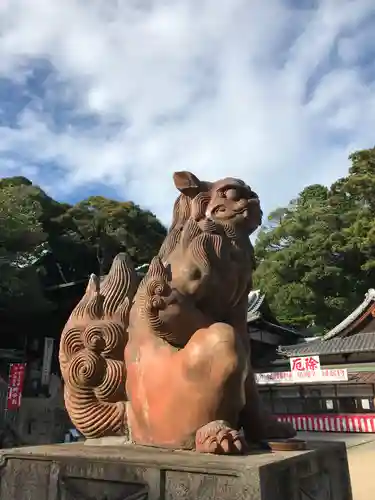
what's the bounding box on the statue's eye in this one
[224,188,241,201]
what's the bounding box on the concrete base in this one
[0,441,352,499]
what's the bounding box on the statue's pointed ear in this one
[173,171,202,198]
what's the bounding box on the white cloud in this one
[0,0,375,224]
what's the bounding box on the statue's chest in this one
[219,238,252,279]
[198,240,252,315]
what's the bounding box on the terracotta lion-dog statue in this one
[59,171,295,454]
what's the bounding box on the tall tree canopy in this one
[0,177,48,311]
[0,176,166,312]
[52,195,166,281]
[254,147,375,332]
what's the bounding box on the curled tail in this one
[59,253,138,439]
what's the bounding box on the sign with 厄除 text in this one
[290,355,321,373]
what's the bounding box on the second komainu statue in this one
[59,171,295,454]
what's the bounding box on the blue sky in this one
[0,0,375,225]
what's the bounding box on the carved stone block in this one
[0,440,352,500]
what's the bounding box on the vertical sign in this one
[6,363,26,410]
[41,337,54,387]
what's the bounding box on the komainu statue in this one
[59,171,295,454]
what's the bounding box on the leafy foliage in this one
[52,195,167,280]
[0,178,48,310]
[254,147,375,332]
[0,177,166,311]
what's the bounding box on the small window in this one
[338,397,358,413]
[324,399,338,413]
[360,398,372,411]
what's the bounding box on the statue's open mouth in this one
[210,206,249,221]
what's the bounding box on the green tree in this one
[56,196,166,277]
[0,178,49,310]
[254,147,375,332]
[330,148,375,274]
[0,176,167,310]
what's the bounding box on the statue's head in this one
[173,171,262,235]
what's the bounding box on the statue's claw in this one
[195,420,248,455]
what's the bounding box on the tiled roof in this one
[323,288,375,340]
[247,290,303,338]
[349,372,375,384]
[247,290,266,322]
[278,332,375,357]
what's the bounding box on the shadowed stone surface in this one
[0,441,352,499]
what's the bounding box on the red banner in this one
[277,413,375,433]
[6,363,26,410]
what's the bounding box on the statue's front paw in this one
[195,420,247,455]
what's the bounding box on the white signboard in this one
[41,337,54,386]
[255,368,348,385]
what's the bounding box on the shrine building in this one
[254,288,375,433]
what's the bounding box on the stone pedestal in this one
[0,441,352,499]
